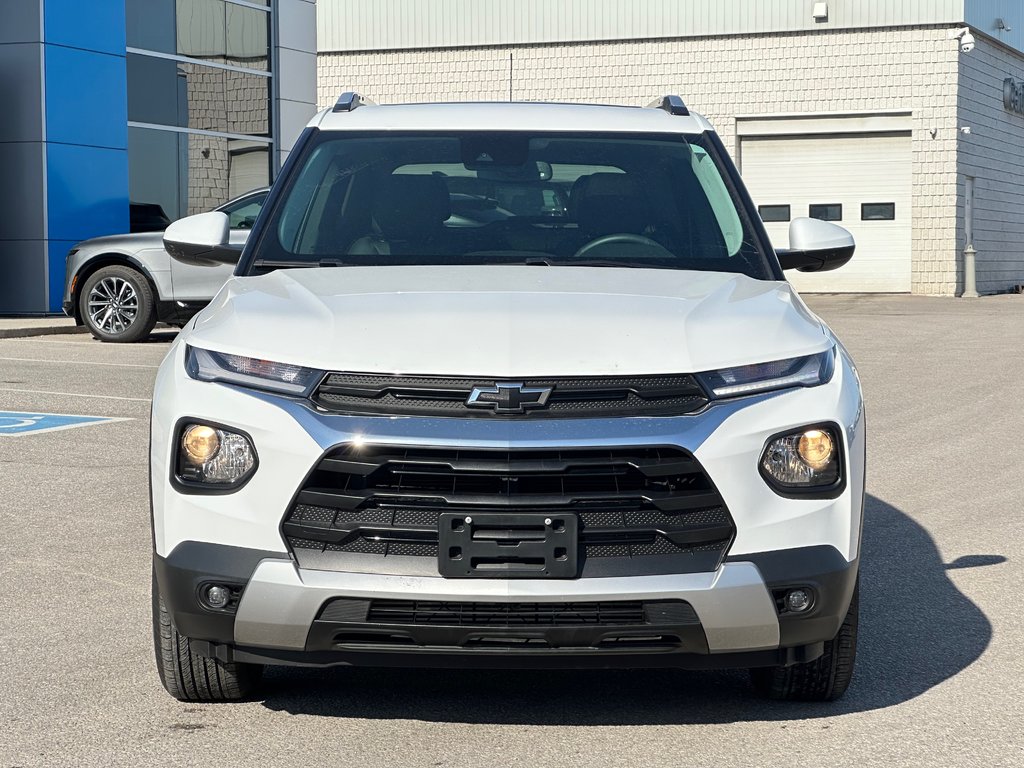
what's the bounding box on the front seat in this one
[572,172,651,240]
[348,174,452,256]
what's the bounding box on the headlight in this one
[176,422,256,487]
[697,348,835,398]
[760,424,843,494]
[185,345,323,396]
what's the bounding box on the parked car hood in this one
[75,231,164,253]
[186,266,829,376]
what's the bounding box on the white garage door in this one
[741,134,912,292]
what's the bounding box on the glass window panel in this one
[225,69,270,136]
[809,203,842,222]
[758,204,791,222]
[126,0,176,53]
[131,55,268,136]
[226,3,269,71]
[226,141,271,199]
[223,194,266,229]
[862,202,896,221]
[127,54,189,128]
[177,0,226,62]
[128,127,186,226]
[185,133,231,215]
[177,61,228,132]
[184,135,270,216]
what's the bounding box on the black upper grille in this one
[312,373,708,418]
[283,445,735,577]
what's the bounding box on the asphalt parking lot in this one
[1,294,1022,768]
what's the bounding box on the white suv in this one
[150,95,865,703]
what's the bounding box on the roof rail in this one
[332,91,374,113]
[648,95,690,117]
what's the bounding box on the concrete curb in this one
[0,323,87,339]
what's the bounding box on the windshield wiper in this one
[251,258,350,271]
[522,258,649,268]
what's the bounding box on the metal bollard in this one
[962,245,979,298]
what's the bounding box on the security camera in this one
[948,26,976,52]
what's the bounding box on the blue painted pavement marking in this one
[0,410,129,436]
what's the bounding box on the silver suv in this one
[62,188,268,342]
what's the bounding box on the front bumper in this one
[155,541,858,668]
[151,338,865,667]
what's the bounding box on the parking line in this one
[0,355,159,369]
[1,337,158,348]
[0,387,151,402]
[1,337,173,348]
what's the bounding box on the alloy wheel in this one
[87,276,140,334]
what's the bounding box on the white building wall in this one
[318,0,974,53]
[957,35,1024,294]
[319,27,963,294]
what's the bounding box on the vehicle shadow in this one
[259,494,1002,723]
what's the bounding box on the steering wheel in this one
[572,233,669,259]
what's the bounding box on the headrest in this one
[373,175,451,239]
[572,172,649,236]
[578,172,640,198]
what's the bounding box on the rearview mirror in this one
[164,211,242,266]
[777,217,855,272]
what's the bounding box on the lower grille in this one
[283,445,735,577]
[307,597,710,653]
[319,598,699,627]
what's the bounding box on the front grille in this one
[312,373,708,418]
[317,598,699,627]
[282,445,735,577]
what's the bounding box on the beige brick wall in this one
[958,36,1024,294]
[319,27,967,294]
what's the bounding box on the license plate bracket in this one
[438,513,578,578]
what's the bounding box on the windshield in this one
[245,131,773,278]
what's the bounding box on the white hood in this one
[187,266,828,377]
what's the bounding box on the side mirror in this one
[777,217,855,272]
[163,211,242,266]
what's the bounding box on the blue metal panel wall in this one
[42,0,128,312]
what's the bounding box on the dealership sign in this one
[1004,78,1024,115]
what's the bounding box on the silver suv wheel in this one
[88,276,140,334]
[78,264,157,343]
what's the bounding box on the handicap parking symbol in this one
[0,410,128,436]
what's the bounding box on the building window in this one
[758,204,791,223]
[862,202,896,221]
[809,204,842,222]
[125,0,273,220]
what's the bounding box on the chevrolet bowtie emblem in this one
[466,382,553,414]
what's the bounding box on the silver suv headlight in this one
[185,345,324,396]
[697,347,835,398]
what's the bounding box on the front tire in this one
[79,264,157,343]
[152,570,263,702]
[750,580,859,702]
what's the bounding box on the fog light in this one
[785,589,812,613]
[203,585,231,610]
[182,424,220,463]
[797,429,834,470]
